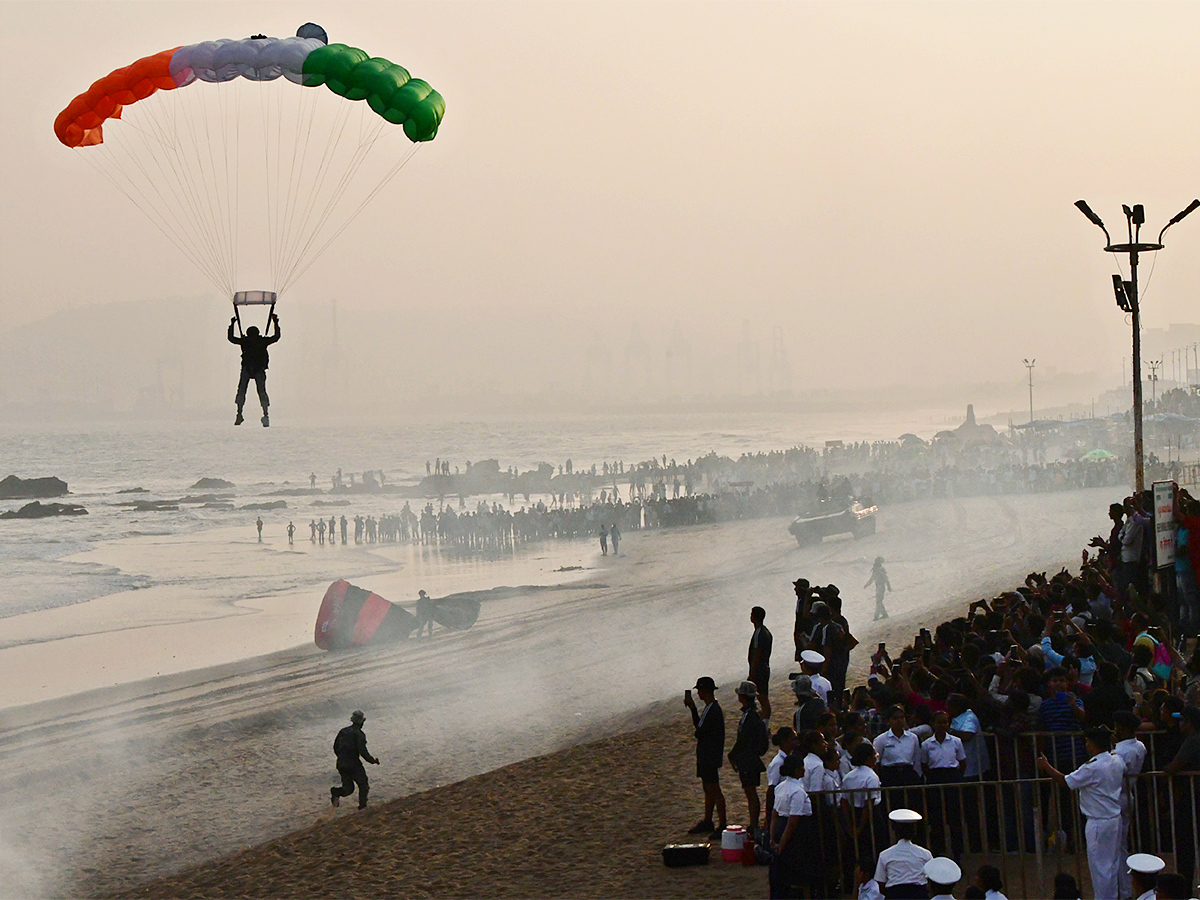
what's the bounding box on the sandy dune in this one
[0,488,1114,898]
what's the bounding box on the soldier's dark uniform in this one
[330,711,378,809]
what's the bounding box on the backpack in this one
[333,727,353,757]
[752,715,769,758]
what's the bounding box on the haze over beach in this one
[1,2,1199,899]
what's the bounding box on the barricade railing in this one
[789,768,1199,898]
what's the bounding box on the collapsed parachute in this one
[315,580,480,650]
[54,24,444,298]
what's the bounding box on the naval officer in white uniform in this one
[1126,853,1164,900]
[1037,727,1126,900]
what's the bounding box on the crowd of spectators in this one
[684,483,1200,898]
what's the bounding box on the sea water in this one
[0,408,957,620]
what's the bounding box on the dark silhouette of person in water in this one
[228,312,280,426]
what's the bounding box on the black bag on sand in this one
[661,843,710,867]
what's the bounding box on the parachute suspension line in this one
[276,99,394,294]
[77,147,228,295]
[80,96,232,295]
[257,79,276,291]
[194,83,237,294]
[276,92,362,292]
[281,142,421,295]
[275,83,326,296]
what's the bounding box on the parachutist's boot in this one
[235,409,244,425]
[261,413,270,427]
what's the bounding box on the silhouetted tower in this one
[737,319,760,395]
[768,326,792,393]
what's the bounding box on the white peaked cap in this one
[924,858,961,884]
[801,650,826,665]
[888,808,922,823]
[1127,853,1165,874]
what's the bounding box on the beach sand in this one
[0,488,1114,898]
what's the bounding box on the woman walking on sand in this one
[865,557,892,621]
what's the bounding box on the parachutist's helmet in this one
[350,710,365,724]
[246,325,260,337]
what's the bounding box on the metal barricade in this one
[807,767,1199,898]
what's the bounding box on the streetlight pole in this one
[1075,198,1199,493]
[1148,359,1161,406]
[1023,358,1036,423]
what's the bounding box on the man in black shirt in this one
[748,606,773,719]
[330,710,380,809]
[228,312,280,426]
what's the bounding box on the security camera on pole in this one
[1074,198,1200,493]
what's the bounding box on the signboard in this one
[1153,480,1176,569]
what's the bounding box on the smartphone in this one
[685,689,692,702]
[878,642,886,653]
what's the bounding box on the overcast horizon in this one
[2,1,1198,413]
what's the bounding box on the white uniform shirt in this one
[1113,737,1147,812]
[873,729,921,771]
[815,766,842,804]
[874,839,932,887]
[803,752,825,792]
[773,776,812,817]
[766,750,787,788]
[858,879,884,900]
[1134,890,1155,900]
[1064,750,1125,820]
[842,765,882,808]
[810,673,833,705]
[920,734,966,770]
[985,890,1010,900]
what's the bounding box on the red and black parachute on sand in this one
[315,580,480,650]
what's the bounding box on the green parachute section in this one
[302,44,445,142]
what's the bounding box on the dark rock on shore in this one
[192,477,235,490]
[0,475,69,500]
[240,500,287,511]
[1,500,88,519]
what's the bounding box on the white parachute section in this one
[77,26,421,298]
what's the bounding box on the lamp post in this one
[1023,358,1036,423]
[1148,359,1161,406]
[1075,198,1200,493]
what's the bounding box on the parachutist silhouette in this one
[228,312,280,426]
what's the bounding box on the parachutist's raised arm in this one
[227,316,241,344]
[267,313,281,344]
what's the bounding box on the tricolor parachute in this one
[55,23,444,300]
[315,580,480,650]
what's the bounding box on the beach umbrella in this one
[1080,449,1116,461]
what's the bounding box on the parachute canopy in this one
[55,27,444,148]
[315,580,480,650]
[54,25,445,298]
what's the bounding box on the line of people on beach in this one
[681,483,1200,898]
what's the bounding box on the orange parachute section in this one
[314,580,480,650]
[54,48,181,148]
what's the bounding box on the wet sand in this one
[0,488,1114,898]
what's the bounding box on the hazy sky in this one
[2,0,1198,393]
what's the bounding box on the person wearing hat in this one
[684,676,727,836]
[1126,853,1165,900]
[874,809,933,899]
[924,857,962,900]
[728,680,769,835]
[801,649,833,707]
[1037,726,1126,900]
[791,674,827,734]
[330,710,380,809]
[866,557,892,621]
[792,577,814,660]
